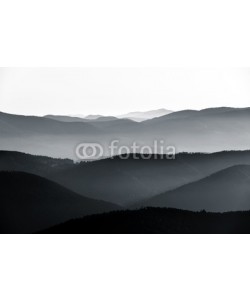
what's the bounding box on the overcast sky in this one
[0,68,250,116]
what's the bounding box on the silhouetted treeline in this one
[41,207,250,234]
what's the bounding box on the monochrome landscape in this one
[1,68,250,233]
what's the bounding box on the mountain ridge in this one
[3,150,250,206]
[0,171,120,233]
[141,164,250,212]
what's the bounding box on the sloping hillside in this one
[49,152,250,205]
[142,165,250,212]
[0,111,101,135]
[2,150,250,206]
[0,171,119,233]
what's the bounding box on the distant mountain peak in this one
[117,108,173,122]
[84,114,103,120]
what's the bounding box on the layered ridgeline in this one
[1,107,250,158]
[0,171,119,234]
[45,115,118,123]
[116,108,172,122]
[2,150,250,233]
[2,150,250,208]
[46,109,172,122]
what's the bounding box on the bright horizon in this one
[0,68,250,116]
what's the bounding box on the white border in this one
[1,0,250,67]
[0,235,249,300]
[1,1,250,299]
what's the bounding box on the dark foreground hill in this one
[41,207,250,234]
[0,172,119,233]
[140,165,250,212]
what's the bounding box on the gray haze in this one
[1,107,250,159]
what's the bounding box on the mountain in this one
[0,171,119,233]
[0,111,100,135]
[137,107,250,153]
[53,111,172,122]
[88,118,137,132]
[0,150,73,175]
[142,165,250,212]
[3,150,250,206]
[44,115,89,122]
[3,107,250,159]
[41,207,250,234]
[45,114,135,130]
[145,107,236,123]
[0,111,138,158]
[45,114,118,123]
[84,114,103,120]
[0,111,104,158]
[47,151,250,206]
[69,114,111,120]
[86,116,118,122]
[117,108,172,122]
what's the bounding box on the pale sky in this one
[0,68,250,116]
